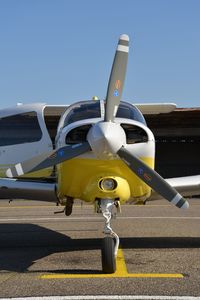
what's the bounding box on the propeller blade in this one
[6,142,91,178]
[105,34,129,122]
[117,146,189,209]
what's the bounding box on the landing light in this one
[99,178,117,191]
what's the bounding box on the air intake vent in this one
[65,124,92,144]
[121,124,148,144]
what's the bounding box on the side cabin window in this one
[0,111,42,146]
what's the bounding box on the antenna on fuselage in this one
[92,96,99,101]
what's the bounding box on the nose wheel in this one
[101,236,116,273]
[100,199,119,273]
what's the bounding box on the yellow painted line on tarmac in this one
[40,249,184,279]
[126,273,184,278]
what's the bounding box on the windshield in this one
[62,100,146,127]
[116,102,146,124]
[64,101,101,127]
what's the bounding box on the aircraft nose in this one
[87,122,126,158]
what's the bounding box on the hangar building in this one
[145,107,200,178]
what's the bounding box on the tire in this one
[101,236,116,273]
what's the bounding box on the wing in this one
[0,177,57,202]
[135,103,176,115]
[150,175,200,200]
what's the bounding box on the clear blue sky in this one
[0,0,199,108]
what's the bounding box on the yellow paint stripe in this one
[126,273,184,278]
[40,249,183,279]
[41,273,183,279]
[115,248,128,276]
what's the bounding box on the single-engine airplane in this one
[1,34,200,273]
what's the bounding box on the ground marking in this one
[40,249,184,279]
[0,216,200,223]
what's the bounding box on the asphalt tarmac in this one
[0,198,200,299]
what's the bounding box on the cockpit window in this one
[62,100,146,128]
[64,101,101,127]
[116,102,146,125]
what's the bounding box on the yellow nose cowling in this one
[82,175,131,203]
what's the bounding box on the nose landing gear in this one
[100,199,120,273]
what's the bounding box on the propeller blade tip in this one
[6,168,13,178]
[181,201,189,209]
[119,34,129,41]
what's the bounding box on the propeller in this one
[6,142,90,178]
[117,147,189,209]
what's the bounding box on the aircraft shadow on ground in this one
[0,223,200,273]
